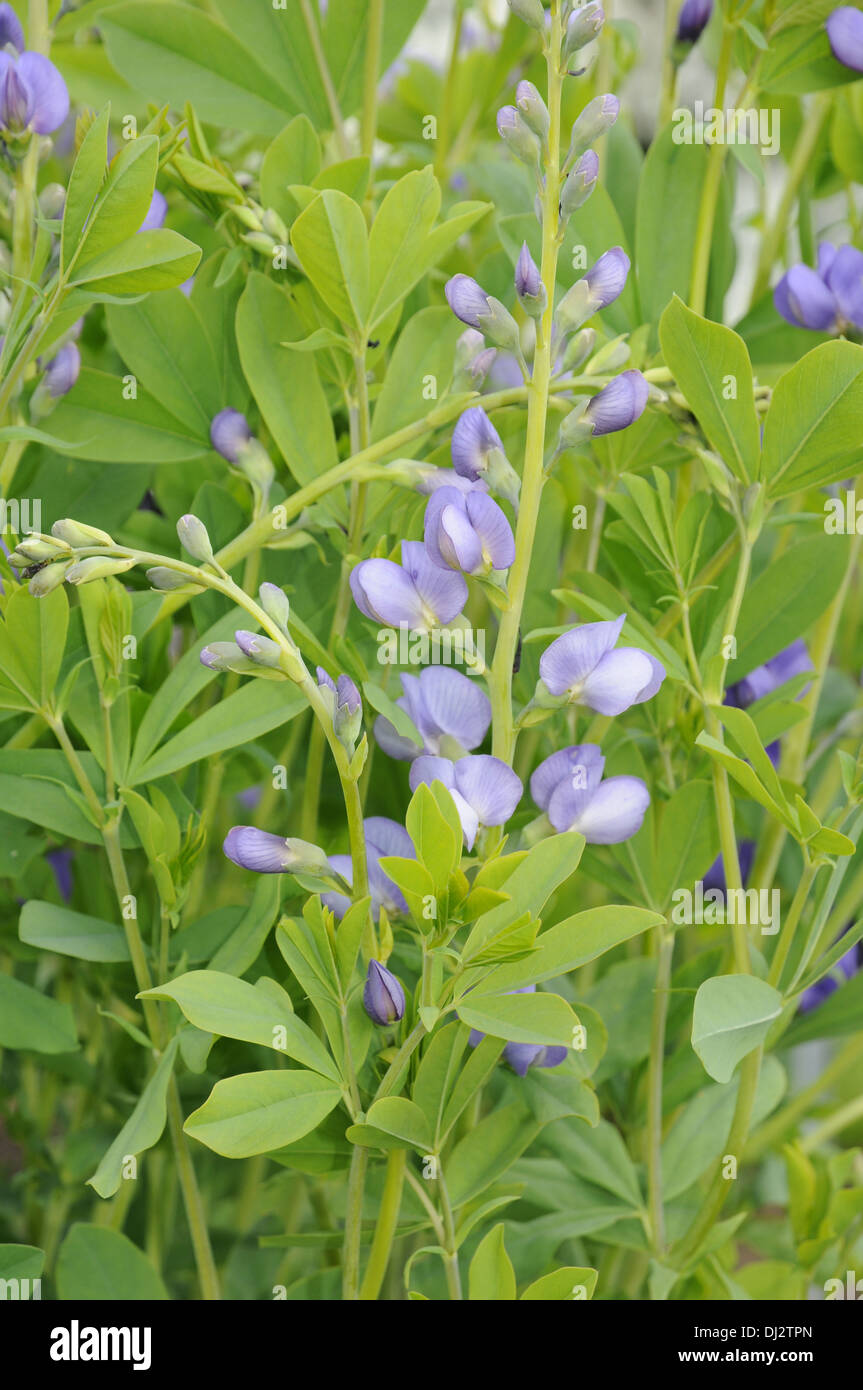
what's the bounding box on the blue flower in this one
[0,48,68,134]
[530,745,650,843]
[774,243,863,333]
[350,542,468,630]
[826,6,863,72]
[539,615,665,714]
[373,666,491,762]
[363,959,406,1025]
[423,485,515,575]
[409,754,522,849]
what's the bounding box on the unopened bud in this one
[52,518,114,548]
[177,513,215,564]
[65,557,136,585]
[258,582,291,635]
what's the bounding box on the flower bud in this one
[210,408,252,463]
[560,150,599,219]
[147,566,205,591]
[234,629,283,669]
[496,105,541,167]
[28,560,70,595]
[515,80,550,145]
[65,557,136,585]
[258,581,291,635]
[199,641,244,671]
[676,0,712,45]
[334,673,362,752]
[561,326,596,372]
[234,438,275,495]
[506,0,546,32]
[9,535,68,565]
[564,2,605,59]
[52,518,114,548]
[177,513,215,564]
[223,826,333,876]
[515,241,546,319]
[583,370,649,435]
[557,398,593,450]
[363,959,405,1026]
[262,208,288,242]
[39,182,66,219]
[565,94,619,166]
[43,342,80,398]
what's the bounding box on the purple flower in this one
[585,247,631,310]
[44,342,80,398]
[210,408,251,462]
[451,407,505,481]
[363,959,405,1025]
[445,274,493,331]
[0,50,69,134]
[373,666,491,762]
[530,745,650,843]
[774,242,863,333]
[409,754,522,849]
[423,485,515,575]
[139,189,167,231]
[0,4,25,53]
[676,0,713,43]
[560,150,599,218]
[826,6,863,72]
[564,2,605,56]
[539,615,665,714]
[566,94,619,160]
[584,370,649,435]
[323,817,416,921]
[515,80,549,143]
[223,828,331,876]
[415,466,489,497]
[515,241,542,299]
[47,847,74,902]
[350,541,468,631]
[496,103,540,165]
[725,640,813,709]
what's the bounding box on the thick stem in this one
[359,1148,407,1300]
[647,928,673,1252]
[766,860,818,991]
[165,1081,221,1300]
[688,22,736,316]
[489,0,564,767]
[342,1144,369,1299]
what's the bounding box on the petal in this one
[465,491,516,569]
[418,666,491,751]
[453,754,523,826]
[450,789,480,850]
[368,857,409,917]
[632,652,666,704]
[546,778,596,833]
[779,264,837,331]
[140,189,167,232]
[423,486,467,568]
[537,1046,569,1069]
[409,755,456,793]
[824,243,863,328]
[817,241,838,279]
[401,540,468,625]
[373,714,421,761]
[827,6,863,73]
[539,616,626,696]
[578,646,655,715]
[585,370,649,435]
[529,744,605,811]
[0,5,25,52]
[567,775,650,845]
[17,52,69,134]
[349,557,425,628]
[503,1042,545,1076]
[364,816,415,861]
[321,854,352,919]
[584,246,630,309]
[223,826,292,872]
[438,502,484,573]
[451,406,503,479]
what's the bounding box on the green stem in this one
[746,1035,863,1160]
[800,1092,863,1155]
[299,0,350,160]
[749,94,831,307]
[359,1148,406,1300]
[437,1167,462,1299]
[659,0,682,129]
[434,4,464,179]
[688,21,736,315]
[647,927,673,1253]
[342,1144,368,1299]
[489,0,564,768]
[375,1020,427,1100]
[766,859,817,991]
[165,1080,221,1300]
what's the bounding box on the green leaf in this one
[446,1101,540,1207]
[371,306,462,443]
[363,1097,433,1153]
[728,533,851,680]
[456,991,579,1048]
[291,190,369,330]
[0,585,68,711]
[88,1037,179,1198]
[692,974,783,1082]
[140,970,340,1080]
[45,366,209,463]
[71,133,158,275]
[261,115,321,224]
[105,290,221,435]
[55,1224,167,1300]
[19,900,130,963]
[362,679,422,747]
[462,832,585,960]
[61,104,110,273]
[658,295,760,483]
[128,679,305,783]
[101,3,297,136]
[406,781,459,893]
[521,1266,598,1300]
[653,781,720,910]
[468,905,661,994]
[184,1069,343,1158]
[236,273,342,503]
[0,1244,44,1283]
[68,228,202,297]
[545,1116,644,1208]
[0,972,78,1053]
[367,166,441,328]
[468,1223,516,1300]
[762,340,863,496]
